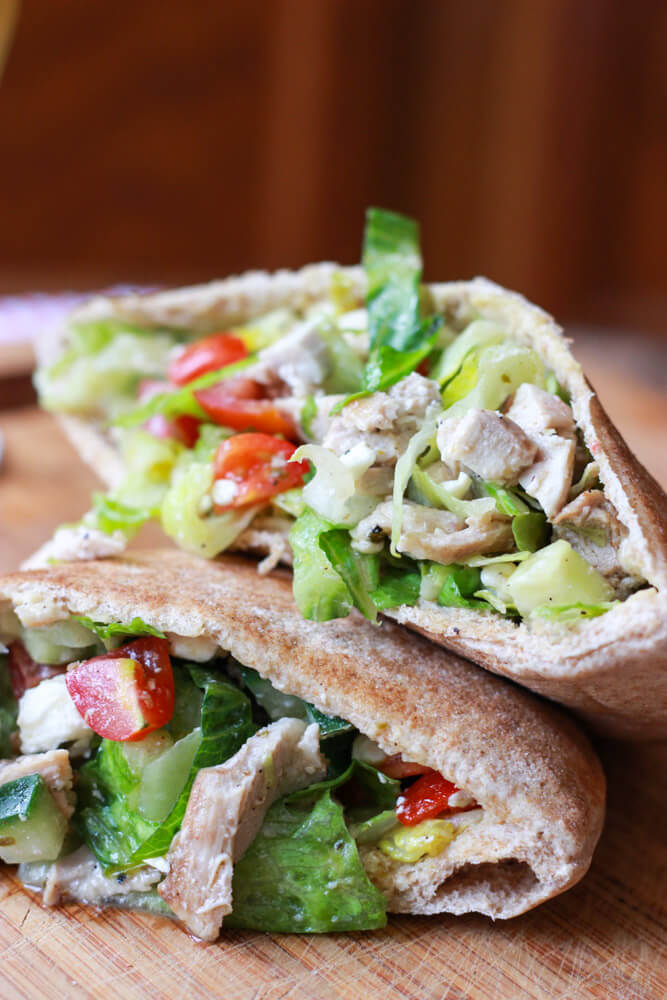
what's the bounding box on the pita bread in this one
[33,267,667,739]
[0,550,604,922]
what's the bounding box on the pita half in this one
[31,264,667,740]
[0,551,604,936]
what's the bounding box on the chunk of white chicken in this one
[40,845,162,907]
[21,525,128,570]
[517,432,575,520]
[0,749,74,818]
[249,320,332,397]
[351,500,513,564]
[506,383,575,438]
[323,373,441,465]
[158,718,327,941]
[436,409,537,485]
[553,489,642,597]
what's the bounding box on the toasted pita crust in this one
[0,550,604,921]
[35,267,667,738]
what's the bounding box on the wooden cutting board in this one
[0,392,665,999]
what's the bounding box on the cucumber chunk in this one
[0,775,67,863]
[507,540,615,617]
[135,728,202,822]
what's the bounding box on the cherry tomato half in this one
[168,333,248,386]
[212,433,309,509]
[65,636,174,742]
[396,772,476,826]
[195,383,298,439]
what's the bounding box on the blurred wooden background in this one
[0,0,666,333]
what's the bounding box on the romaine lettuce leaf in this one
[318,529,380,622]
[84,493,151,537]
[435,565,486,609]
[430,319,505,386]
[227,790,387,932]
[160,461,257,558]
[71,616,165,645]
[290,510,352,621]
[512,511,550,552]
[370,564,421,610]
[529,602,617,623]
[332,208,442,410]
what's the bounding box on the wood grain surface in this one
[0,362,665,998]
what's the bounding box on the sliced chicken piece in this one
[323,373,441,465]
[506,383,575,438]
[41,845,161,906]
[351,500,513,564]
[22,524,128,570]
[553,490,643,597]
[159,718,326,941]
[518,432,575,520]
[437,409,537,485]
[249,320,332,397]
[0,749,74,818]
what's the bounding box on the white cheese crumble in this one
[18,674,93,754]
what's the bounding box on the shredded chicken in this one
[437,409,537,485]
[0,749,74,818]
[323,373,441,465]
[158,718,326,941]
[553,490,642,597]
[351,500,513,564]
[41,846,161,907]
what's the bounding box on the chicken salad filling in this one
[35,209,645,625]
[0,615,481,938]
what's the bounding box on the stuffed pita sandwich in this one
[0,551,603,938]
[31,210,667,739]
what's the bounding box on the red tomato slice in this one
[378,755,435,780]
[195,383,298,438]
[169,333,248,386]
[65,636,174,742]
[212,433,309,509]
[144,413,201,448]
[7,642,66,700]
[396,772,476,826]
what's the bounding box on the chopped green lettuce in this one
[430,319,505,385]
[529,602,617,623]
[409,466,496,520]
[300,394,317,437]
[37,326,177,416]
[481,482,531,516]
[318,529,380,622]
[443,343,545,419]
[160,461,257,558]
[113,429,184,514]
[512,511,550,552]
[290,510,352,621]
[71,616,165,645]
[370,564,421,610]
[84,493,151,537]
[227,791,387,932]
[391,416,439,555]
[436,565,485,609]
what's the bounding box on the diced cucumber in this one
[23,620,100,665]
[0,775,67,863]
[135,728,202,823]
[507,540,615,617]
